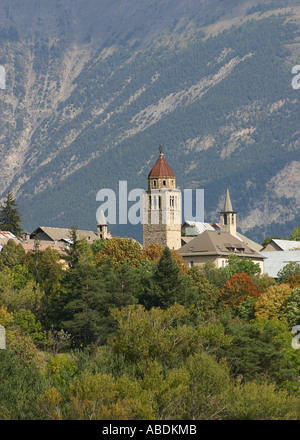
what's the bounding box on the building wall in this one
[30,230,52,241]
[262,242,282,252]
[143,188,181,250]
[181,254,264,273]
[181,255,219,268]
[148,177,176,190]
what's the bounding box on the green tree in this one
[183,352,231,420]
[141,247,197,309]
[0,349,47,420]
[226,254,261,277]
[283,288,300,327]
[200,261,230,289]
[0,267,44,314]
[64,225,81,268]
[290,227,300,241]
[277,262,300,283]
[109,304,193,365]
[13,309,47,345]
[0,191,22,237]
[228,381,300,420]
[59,259,140,346]
[59,261,107,346]
[63,371,155,420]
[217,321,298,390]
[0,239,26,269]
[186,265,220,319]
[25,246,65,327]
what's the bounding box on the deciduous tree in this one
[95,237,143,268]
[220,272,262,311]
[255,284,292,321]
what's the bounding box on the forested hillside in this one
[0,0,299,243]
[1,236,300,420]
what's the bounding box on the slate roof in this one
[21,241,68,255]
[235,231,263,252]
[222,186,234,212]
[178,230,264,259]
[30,226,98,242]
[182,221,219,236]
[265,239,300,251]
[97,210,107,225]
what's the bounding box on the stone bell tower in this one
[143,146,182,250]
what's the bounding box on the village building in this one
[260,250,300,279]
[261,239,300,252]
[0,230,20,249]
[177,187,264,271]
[260,239,300,278]
[178,229,265,271]
[18,212,111,260]
[29,226,99,244]
[143,147,265,271]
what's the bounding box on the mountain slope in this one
[0,0,299,244]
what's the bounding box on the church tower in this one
[97,210,108,240]
[143,146,181,250]
[220,186,236,236]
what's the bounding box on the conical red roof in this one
[148,148,175,178]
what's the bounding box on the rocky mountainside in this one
[0,0,299,243]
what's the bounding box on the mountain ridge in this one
[0,0,299,244]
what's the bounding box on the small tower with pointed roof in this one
[97,210,108,240]
[143,146,181,250]
[220,186,236,236]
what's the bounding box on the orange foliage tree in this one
[95,237,143,268]
[142,243,188,274]
[220,272,262,310]
[287,274,300,289]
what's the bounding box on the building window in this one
[188,261,194,268]
[163,180,166,186]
